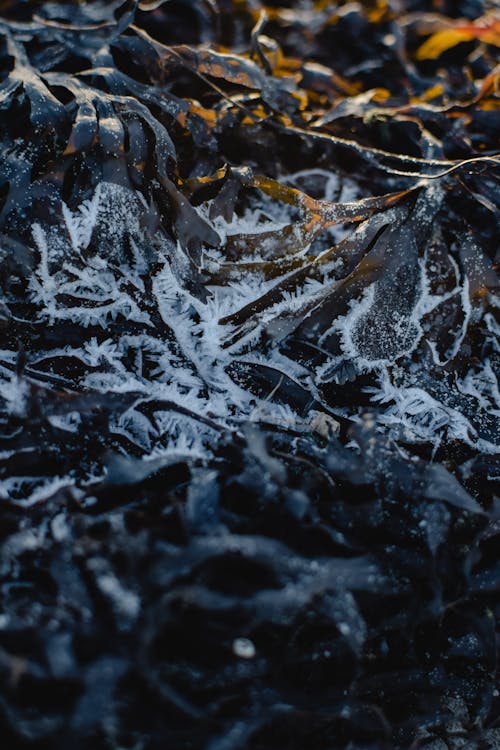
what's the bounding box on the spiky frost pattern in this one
[1,173,498,504]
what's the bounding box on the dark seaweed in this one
[0,1,499,749]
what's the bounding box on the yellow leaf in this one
[416,29,474,60]
[480,100,500,111]
[410,83,444,104]
[371,87,392,102]
[367,0,391,24]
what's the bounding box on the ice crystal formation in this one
[0,1,499,749]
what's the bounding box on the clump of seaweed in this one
[0,1,499,748]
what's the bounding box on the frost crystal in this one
[0,171,498,505]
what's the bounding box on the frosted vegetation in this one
[0,3,499,747]
[1,169,497,503]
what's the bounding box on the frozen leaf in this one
[423,465,485,515]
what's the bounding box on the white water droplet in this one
[233,637,256,659]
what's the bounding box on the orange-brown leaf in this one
[416,16,500,60]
